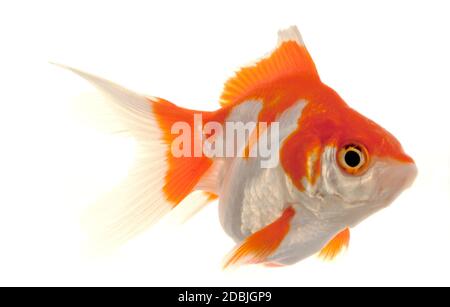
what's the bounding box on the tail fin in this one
[54,64,216,251]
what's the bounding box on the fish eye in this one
[337,143,369,175]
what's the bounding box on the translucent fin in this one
[54,64,217,252]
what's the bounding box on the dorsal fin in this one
[219,26,320,106]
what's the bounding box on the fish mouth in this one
[314,161,418,225]
[347,161,418,215]
[379,161,417,198]
[402,162,418,190]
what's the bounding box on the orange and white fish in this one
[58,26,417,267]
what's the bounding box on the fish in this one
[56,25,417,267]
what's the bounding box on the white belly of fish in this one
[217,99,308,243]
[219,157,290,242]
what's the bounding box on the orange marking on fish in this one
[152,98,228,205]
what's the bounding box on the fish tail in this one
[54,64,217,252]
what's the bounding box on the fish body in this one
[58,26,417,267]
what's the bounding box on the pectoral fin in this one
[223,206,295,268]
[318,228,350,261]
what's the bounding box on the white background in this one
[0,0,449,286]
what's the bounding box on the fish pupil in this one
[344,150,361,167]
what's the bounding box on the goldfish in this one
[57,26,417,267]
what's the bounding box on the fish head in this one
[317,116,417,216]
[281,88,417,224]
